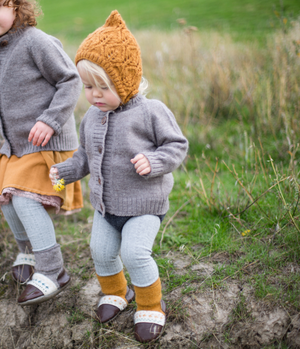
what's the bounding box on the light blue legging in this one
[1,196,56,252]
[90,210,161,287]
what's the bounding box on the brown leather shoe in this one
[95,287,135,323]
[134,300,166,343]
[12,264,34,284]
[11,253,35,284]
[18,268,71,306]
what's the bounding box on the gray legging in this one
[1,195,56,252]
[90,210,161,287]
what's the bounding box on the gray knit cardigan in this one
[54,94,188,216]
[0,26,82,158]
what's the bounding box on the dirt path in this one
[1,249,300,348]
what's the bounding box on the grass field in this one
[38,0,300,41]
[1,0,300,347]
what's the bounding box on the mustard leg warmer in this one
[134,278,164,314]
[96,270,128,302]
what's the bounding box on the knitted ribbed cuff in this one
[34,243,63,274]
[141,153,165,178]
[53,162,77,185]
[97,270,127,302]
[134,278,164,314]
[36,115,62,136]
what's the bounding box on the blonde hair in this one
[139,77,148,96]
[77,59,148,102]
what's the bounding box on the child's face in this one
[78,66,121,112]
[0,0,15,36]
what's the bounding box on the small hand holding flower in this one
[28,121,54,147]
[131,154,151,176]
[49,168,59,185]
[49,167,65,192]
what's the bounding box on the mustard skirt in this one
[0,151,83,212]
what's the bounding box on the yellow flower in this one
[53,178,65,192]
[241,229,251,236]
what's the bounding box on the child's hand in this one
[50,168,65,192]
[131,154,151,175]
[49,167,59,186]
[28,121,54,147]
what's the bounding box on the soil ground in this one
[1,224,300,349]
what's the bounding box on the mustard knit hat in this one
[75,10,142,104]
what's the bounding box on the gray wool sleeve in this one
[53,116,90,184]
[141,100,188,178]
[27,31,82,135]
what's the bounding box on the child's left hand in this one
[131,154,151,175]
[28,121,54,147]
[49,167,59,186]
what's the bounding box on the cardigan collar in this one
[114,93,145,113]
[0,26,27,46]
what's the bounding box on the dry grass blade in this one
[269,155,300,233]
[222,260,260,282]
[237,176,290,216]
[222,160,273,222]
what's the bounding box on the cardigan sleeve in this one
[28,30,82,135]
[53,116,90,184]
[141,100,188,178]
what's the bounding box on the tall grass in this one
[136,21,300,143]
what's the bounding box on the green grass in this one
[157,124,300,308]
[37,0,300,41]
[1,3,300,347]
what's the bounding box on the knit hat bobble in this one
[75,10,142,104]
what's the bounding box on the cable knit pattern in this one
[0,26,81,158]
[75,10,142,104]
[54,94,188,216]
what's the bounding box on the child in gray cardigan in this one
[50,11,188,343]
[0,0,82,305]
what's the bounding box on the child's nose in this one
[93,88,102,97]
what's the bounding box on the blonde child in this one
[0,0,83,305]
[50,11,188,343]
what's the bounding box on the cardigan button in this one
[98,178,101,185]
[101,116,107,125]
[100,204,103,211]
[98,146,103,154]
[1,40,8,47]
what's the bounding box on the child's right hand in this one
[28,121,54,147]
[131,154,151,175]
[49,167,59,185]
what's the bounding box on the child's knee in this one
[89,240,104,263]
[90,238,119,267]
[121,244,148,270]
